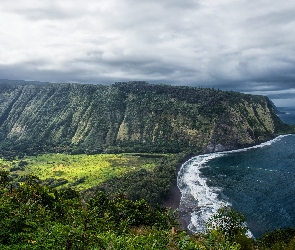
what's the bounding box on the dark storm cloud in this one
[0,0,295,105]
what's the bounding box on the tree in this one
[207,206,248,241]
[0,170,9,188]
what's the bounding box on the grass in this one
[0,153,166,190]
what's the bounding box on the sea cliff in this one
[0,80,292,158]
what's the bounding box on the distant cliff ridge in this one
[0,80,293,157]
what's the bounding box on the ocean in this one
[177,107,295,238]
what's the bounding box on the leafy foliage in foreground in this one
[207,207,248,241]
[0,171,178,249]
[1,170,295,249]
[256,228,295,250]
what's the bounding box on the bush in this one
[207,207,248,241]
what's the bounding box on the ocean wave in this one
[177,135,290,234]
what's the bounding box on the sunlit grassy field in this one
[0,153,166,190]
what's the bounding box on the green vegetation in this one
[257,228,295,249]
[1,171,295,249]
[0,80,295,248]
[0,171,179,249]
[207,207,248,241]
[86,153,186,205]
[1,153,163,190]
[1,152,185,205]
[0,80,293,159]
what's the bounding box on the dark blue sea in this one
[178,107,295,237]
[277,107,295,125]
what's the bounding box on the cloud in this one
[0,0,295,106]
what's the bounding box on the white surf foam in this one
[177,135,289,234]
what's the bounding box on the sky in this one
[0,0,295,106]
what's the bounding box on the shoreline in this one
[163,154,195,231]
[162,136,288,232]
[163,182,190,231]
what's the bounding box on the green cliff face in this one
[0,80,292,156]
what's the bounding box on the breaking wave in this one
[177,135,289,234]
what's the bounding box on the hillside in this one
[0,80,293,158]
[1,80,295,248]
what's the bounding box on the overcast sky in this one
[1,0,295,106]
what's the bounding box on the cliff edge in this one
[0,80,293,157]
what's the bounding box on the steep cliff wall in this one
[0,80,292,157]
